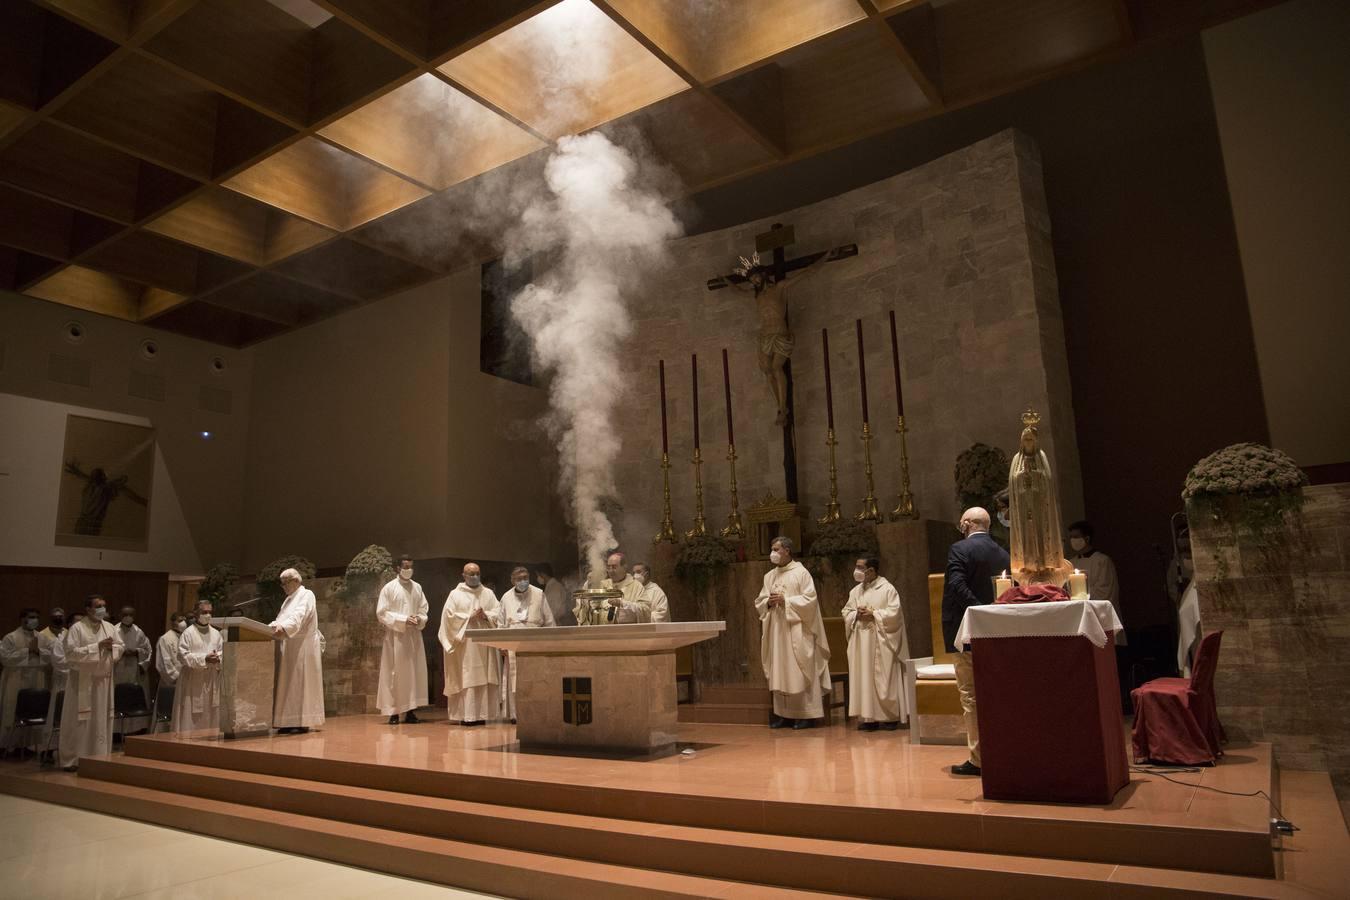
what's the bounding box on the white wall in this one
[1204,0,1350,468]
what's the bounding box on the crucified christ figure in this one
[63,460,148,535]
[730,252,830,426]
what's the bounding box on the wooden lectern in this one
[215,616,275,739]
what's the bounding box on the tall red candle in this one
[888,309,905,417]
[821,328,835,429]
[856,318,869,424]
[721,348,734,445]
[658,359,669,454]
[691,353,700,449]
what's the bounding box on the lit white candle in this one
[1069,568,1088,600]
[995,570,1013,598]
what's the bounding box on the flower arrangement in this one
[955,442,1010,511]
[1183,442,1308,499]
[335,544,394,599]
[675,534,736,593]
[808,519,879,561]
[198,562,237,606]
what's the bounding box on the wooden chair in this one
[911,574,965,744]
[822,616,849,721]
[1131,631,1226,765]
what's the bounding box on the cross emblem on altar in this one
[562,677,592,726]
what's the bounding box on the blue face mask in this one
[514,581,528,593]
[24,618,39,631]
[465,575,481,588]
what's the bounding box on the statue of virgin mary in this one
[1007,409,1074,586]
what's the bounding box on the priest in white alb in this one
[632,563,671,623]
[376,554,429,726]
[499,565,555,722]
[578,551,649,624]
[270,568,324,734]
[155,612,187,687]
[438,562,500,726]
[843,556,909,731]
[58,596,123,770]
[755,536,831,729]
[0,608,53,753]
[113,604,152,734]
[174,600,225,733]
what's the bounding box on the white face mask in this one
[769,550,785,566]
[24,617,39,631]
[634,572,647,585]
[1070,538,1087,552]
[853,568,866,583]
[996,511,1010,528]
[465,575,481,588]
[514,580,528,593]
[92,608,107,621]
[121,615,134,626]
[398,567,413,581]
[173,620,187,633]
[197,614,211,627]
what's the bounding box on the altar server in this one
[1,609,53,753]
[270,568,324,733]
[58,596,123,770]
[1067,520,1124,644]
[633,563,671,623]
[843,558,909,731]
[113,604,152,733]
[438,563,500,726]
[155,613,188,687]
[499,566,555,722]
[755,536,830,728]
[39,607,66,645]
[173,601,224,732]
[377,554,429,725]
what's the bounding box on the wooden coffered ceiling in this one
[0,0,1284,347]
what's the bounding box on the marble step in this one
[1,770,831,900]
[6,761,1292,899]
[697,684,773,705]
[677,701,774,725]
[120,732,1276,879]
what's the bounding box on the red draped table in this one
[956,599,1129,804]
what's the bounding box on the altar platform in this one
[1,713,1342,898]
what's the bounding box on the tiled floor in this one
[0,793,498,900]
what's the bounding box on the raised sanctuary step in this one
[0,762,1292,900]
[117,730,1277,880]
[679,684,774,724]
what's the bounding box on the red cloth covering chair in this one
[1131,630,1226,765]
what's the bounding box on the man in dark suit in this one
[942,507,1011,776]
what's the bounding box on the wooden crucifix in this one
[707,223,857,503]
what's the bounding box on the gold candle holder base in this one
[687,447,707,539]
[653,452,679,544]
[720,443,745,539]
[856,421,883,524]
[817,428,842,525]
[890,415,919,521]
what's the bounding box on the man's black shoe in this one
[791,718,815,730]
[404,711,420,724]
[879,721,898,731]
[950,761,982,776]
[769,717,791,729]
[858,721,879,732]
[388,715,399,725]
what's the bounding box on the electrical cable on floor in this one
[1129,765,1299,833]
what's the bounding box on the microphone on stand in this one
[228,596,263,615]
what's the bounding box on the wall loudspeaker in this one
[209,356,226,375]
[139,339,159,361]
[63,321,86,344]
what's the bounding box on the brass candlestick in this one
[890,415,918,520]
[653,452,679,544]
[720,443,745,539]
[817,428,842,524]
[856,421,883,523]
[687,447,707,538]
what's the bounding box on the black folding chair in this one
[150,683,175,734]
[40,691,63,768]
[10,688,50,757]
[113,682,150,738]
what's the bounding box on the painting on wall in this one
[54,415,155,552]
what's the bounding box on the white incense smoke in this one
[506,133,680,579]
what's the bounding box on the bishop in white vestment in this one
[377,557,429,723]
[580,551,650,624]
[0,610,53,751]
[843,558,909,730]
[270,569,325,731]
[755,537,831,727]
[438,563,500,725]
[499,566,555,721]
[113,606,152,733]
[59,602,124,770]
[174,603,225,733]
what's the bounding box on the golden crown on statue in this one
[1021,408,1041,431]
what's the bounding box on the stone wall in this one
[613,128,1081,567]
[1190,483,1350,821]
